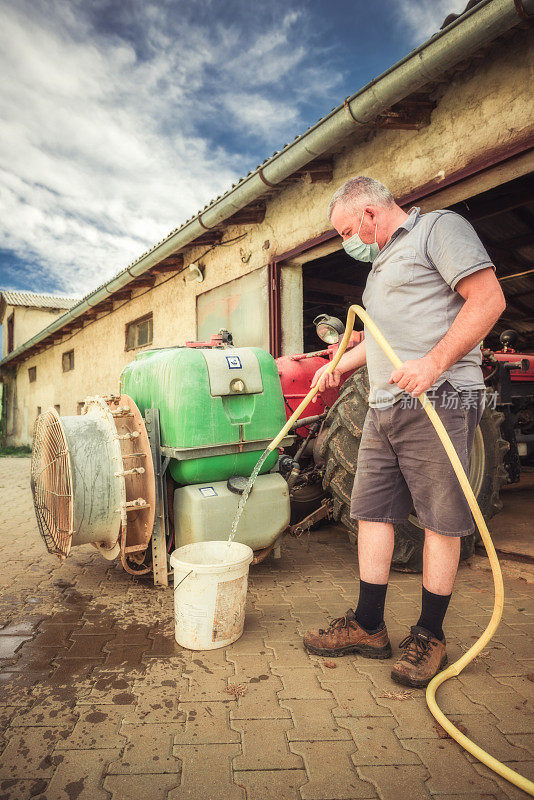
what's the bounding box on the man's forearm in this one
[426,295,504,374]
[338,340,366,373]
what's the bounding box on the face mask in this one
[342,211,380,263]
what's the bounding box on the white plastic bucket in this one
[170,541,254,650]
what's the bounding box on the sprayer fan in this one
[31,395,155,567]
[31,408,74,558]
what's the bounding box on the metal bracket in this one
[289,498,333,538]
[145,408,169,587]
[159,436,295,461]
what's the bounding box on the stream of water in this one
[228,449,270,543]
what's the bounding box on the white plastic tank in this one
[173,472,290,550]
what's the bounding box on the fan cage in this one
[31,408,74,558]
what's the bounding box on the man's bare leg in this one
[357,520,395,583]
[423,528,460,595]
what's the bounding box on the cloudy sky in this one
[0,0,467,299]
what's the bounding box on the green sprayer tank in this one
[120,345,286,485]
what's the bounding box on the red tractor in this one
[276,317,534,572]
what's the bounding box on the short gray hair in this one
[327,176,395,221]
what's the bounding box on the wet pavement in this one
[0,457,533,800]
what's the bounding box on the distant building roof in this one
[0,290,79,310]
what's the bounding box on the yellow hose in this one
[268,304,534,796]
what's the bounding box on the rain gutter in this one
[2,0,532,368]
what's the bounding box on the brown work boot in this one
[391,626,448,688]
[303,608,392,659]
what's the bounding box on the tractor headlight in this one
[313,314,345,344]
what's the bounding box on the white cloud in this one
[394,0,469,46]
[222,93,301,139]
[0,0,342,296]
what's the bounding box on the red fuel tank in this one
[276,333,363,436]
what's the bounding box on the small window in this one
[126,313,153,351]
[37,406,41,417]
[62,349,75,372]
[54,404,60,414]
[7,312,14,353]
[77,402,84,415]
[28,366,37,383]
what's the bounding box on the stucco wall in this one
[2,27,533,446]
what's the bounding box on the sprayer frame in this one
[145,407,171,587]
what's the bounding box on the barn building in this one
[1,0,533,447]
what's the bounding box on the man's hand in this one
[311,363,343,403]
[388,355,441,396]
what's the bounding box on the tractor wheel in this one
[319,367,370,534]
[320,368,508,572]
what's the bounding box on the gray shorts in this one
[350,381,486,536]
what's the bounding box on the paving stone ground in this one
[0,457,533,800]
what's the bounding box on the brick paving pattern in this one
[0,457,533,799]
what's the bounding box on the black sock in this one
[416,586,452,641]
[354,579,388,632]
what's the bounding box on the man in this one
[303,176,506,687]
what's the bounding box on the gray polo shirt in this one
[361,207,495,409]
